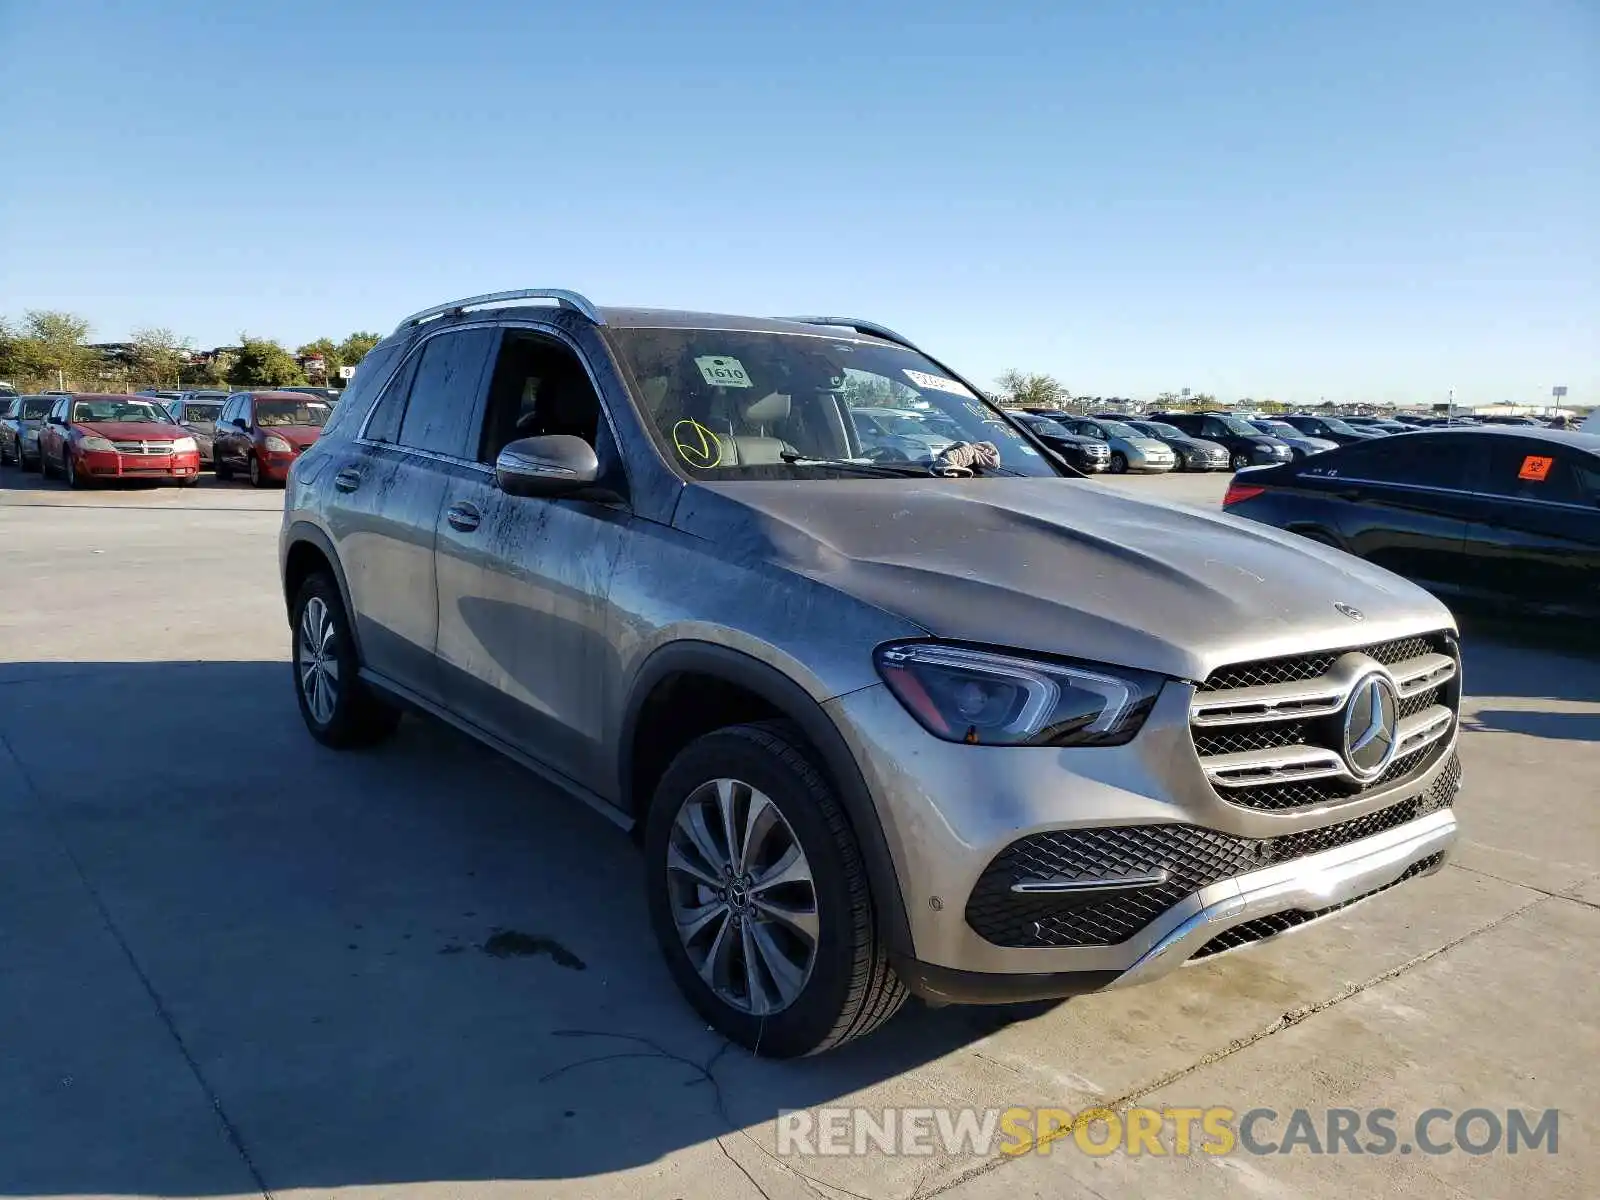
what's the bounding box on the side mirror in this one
[232,417,249,430]
[495,435,599,498]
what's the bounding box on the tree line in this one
[0,310,381,393]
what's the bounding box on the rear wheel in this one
[1109,452,1128,474]
[645,721,907,1057]
[290,572,401,749]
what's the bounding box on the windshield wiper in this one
[778,452,939,477]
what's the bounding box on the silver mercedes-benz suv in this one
[279,289,1462,1057]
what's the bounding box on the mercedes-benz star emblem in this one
[1334,602,1364,620]
[1342,673,1400,779]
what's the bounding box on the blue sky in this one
[1,0,1594,406]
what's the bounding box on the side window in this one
[51,398,67,422]
[395,328,498,458]
[223,397,241,426]
[475,330,611,470]
[1201,417,1228,439]
[1319,436,1465,490]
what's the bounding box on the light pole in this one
[1448,387,1455,422]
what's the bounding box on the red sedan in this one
[212,390,333,487]
[37,394,202,488]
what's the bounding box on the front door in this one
[432,326,632,793]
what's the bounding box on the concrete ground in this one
[1,465,1595,1200]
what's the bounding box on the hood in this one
[1163,435,1225,454]
[1125,437,1173,454]
[74,421,188,442]
[674,479,1452,682]
[259,425,323,449]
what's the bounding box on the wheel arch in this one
[281,522,363,659]
[620,640,913,958]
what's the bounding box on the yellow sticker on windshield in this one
[672,419,723,469]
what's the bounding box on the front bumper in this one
[827,677,1460,1001]
[77,449,201,480]
[1129,453,1177,473]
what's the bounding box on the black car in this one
[1277,414,1386,445]
[1148,411,1294,470]
[1009,411,1110,473]
[1223,428,1600,617]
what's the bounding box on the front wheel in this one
[215,454,233,481]
[1230,451,1251,470]
[1108,452,1128,474]
[290,572,401,749]
[64,452,89,490]
[645,722,907,1057]
[249,455,266,488]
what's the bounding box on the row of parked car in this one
[0,387,338,487]
[997,407,1577,475]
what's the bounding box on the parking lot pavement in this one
[1,467,1595,1200]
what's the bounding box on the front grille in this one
[963,757,1458,948]
[1197,635,1437,694]
[1191,632,1459,811]
[1190,853,1445,959]
[111,440,173,455]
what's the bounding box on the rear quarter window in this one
[321,337,408,440]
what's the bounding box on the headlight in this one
[875,643,1163,747]
[170,436,197,453]
[79,435,115,452]
[264,434,293,453]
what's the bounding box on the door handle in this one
[333,468,362,493]
[447,502,481,532]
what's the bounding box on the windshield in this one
[1320,417,1362,434]
[1096,420,1143,439]
[1254,419,1295,435]
[1138,421,1186,439]
[71,399,172,424]
[20,398,54,419]
[255,399,331,427]
[1205,415,1261,437]
[605,327,1056,477]
[182,403,222,423]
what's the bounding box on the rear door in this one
[432,324,632,793]
[1462,439,1600,614]
[325,326,498,700]
[1294,434,1479,594]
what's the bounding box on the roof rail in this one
[788,316,919,351]
[395,289,603,333]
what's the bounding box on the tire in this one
[23,452,39,473]
[645,721,908,1058]
[1109,452,1128,474]
[64,452,89,490]
[0,440,12,466]
[1230,451,1251,470]
[290,572,401,749]
[40,447,55,479]
[176,474,200,488]
[215,455,233,481]
[1295,528,1343,550]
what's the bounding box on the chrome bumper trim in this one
[1109,808,1456,989]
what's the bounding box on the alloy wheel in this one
[249,456,261,486]
[297,596,340,725]
[666,778,819,1016]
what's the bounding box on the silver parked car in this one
[280,289,1463,1057]
[167,390,230,464]
[1046,414,1176,473]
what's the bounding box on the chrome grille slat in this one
[1192,632,1459,812]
